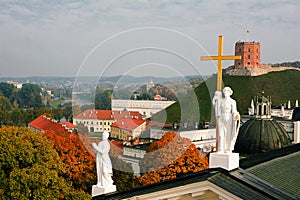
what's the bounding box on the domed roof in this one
[234,118,291,155]
[292,107,300,121]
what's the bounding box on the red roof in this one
[74,109,142,120]
[111,118,146,131]
[28,115,73,134]
[59,121,76,129]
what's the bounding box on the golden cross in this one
[200,35,241,91]
[200,35,241,152]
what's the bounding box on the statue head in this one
[103,131,110,140]
[223,87,233,96]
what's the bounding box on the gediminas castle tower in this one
[234,41,261,68]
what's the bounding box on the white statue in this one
[92,131,114,188]
[213,87,240,153]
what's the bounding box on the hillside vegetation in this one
[151,70,300,123]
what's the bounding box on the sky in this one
[1,0,300,78]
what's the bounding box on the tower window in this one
[248,48,251,52]
[248,55,250,59]
[239,48,242,52]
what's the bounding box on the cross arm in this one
[200,55,241,61]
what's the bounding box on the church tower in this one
[234,41,261,68]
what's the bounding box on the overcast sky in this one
[1,0,299,78]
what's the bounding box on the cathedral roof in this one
[94,144,300,199]
[234,118,291,155]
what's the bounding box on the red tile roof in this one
[74,109,142,120]
[28,115,73,134]
[59,121,76,129]
[111,118,146,131]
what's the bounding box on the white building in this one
[112,99,176,118]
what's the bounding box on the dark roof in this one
[292,107,300,121]
[94,168,280,200]
[234,118,291,155]
[94,143,300,200]
[242,143,300,198]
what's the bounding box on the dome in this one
[234,118,291,155]
[292,107,300,121]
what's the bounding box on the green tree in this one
[95,88,112,110]
[17,83,43,109]
[0,95,14,111]
[110,155,138,192]
[0,126,90,199]
[0,82,16,103]
[10,109,25,126]
[0,110,10,126]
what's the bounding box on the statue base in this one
[209,152,239,171]
[92,184,116,197]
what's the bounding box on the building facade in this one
[73,109,142,133]
[112,99,176,118]
[110,118,147,140]
[234,41,261,68]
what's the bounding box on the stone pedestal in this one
[209,152,239,171]
[92,185,116,197]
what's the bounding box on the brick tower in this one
[234,41,261,68]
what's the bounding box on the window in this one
[248,48,251,52]
[248,55,250,59]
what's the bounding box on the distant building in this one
[234,41,261,68]
[73,109,142,133]
[110,118,147,141]
[112,99,176,118]
[153,94,167,101]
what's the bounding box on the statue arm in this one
[92,142,103,155]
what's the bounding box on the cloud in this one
[0,0,300,77]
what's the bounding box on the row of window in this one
[90,127,110,132]
[75,120,113,125]
[238,48,259,53]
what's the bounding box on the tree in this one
[110,155,139,192]
[95,88,112,110]
[43,130,97,193]
[138,132,208,186]
[0,82,16,103]
[0,95,14,111]
[17,83,43,109]
[0,126,90,199]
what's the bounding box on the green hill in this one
[151,70,300,124]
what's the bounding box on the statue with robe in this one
[213,87,240,153]
[92,131,114,188]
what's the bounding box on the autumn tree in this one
[43,130,97,193]
[138,132,208,186]
[76,124,138,192]
[0,126,90,199]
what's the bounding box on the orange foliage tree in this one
[43,130,96,192]
[138,132,208,186]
